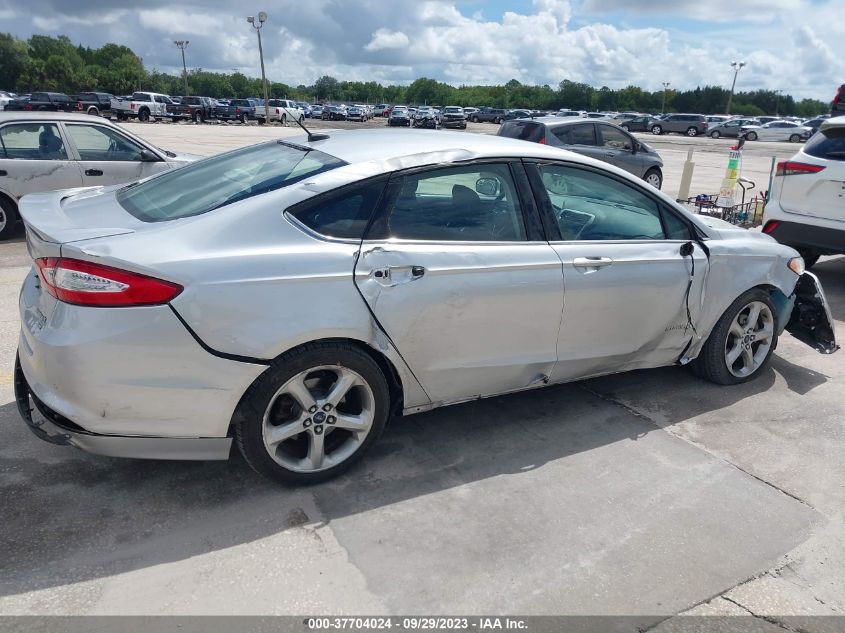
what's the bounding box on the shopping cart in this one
[677,178,766,227]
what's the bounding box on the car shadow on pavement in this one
[0,352,802,600]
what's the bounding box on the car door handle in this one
[0,170,7,176]
[85,169,103,176]
[573,257,613,269]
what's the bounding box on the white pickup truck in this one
[254,99,304,124]
[111,92,173,122]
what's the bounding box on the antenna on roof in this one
[291,113,330,142]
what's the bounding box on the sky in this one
[0,0,841,100]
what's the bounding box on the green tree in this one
[0,33,28,89]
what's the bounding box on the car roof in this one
[820,116,845,131]
[0,111,115,123]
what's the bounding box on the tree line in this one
[0,33,828,117]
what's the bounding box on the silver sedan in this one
[15,130,837,483]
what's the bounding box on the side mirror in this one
[139,149,159,162]
[475,177,500,197]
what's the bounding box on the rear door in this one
[0,121,83,200]
[596,124,643,177]
[354,161,564,404]
[62,122,169,188]
[526,160,706,381]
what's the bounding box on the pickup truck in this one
[4,92,74,112]
[167,95,216,123]
[468,107,508,123]
[213,98,256,123]
[111,92,173,122]
[255,99,304,124]
[71,91,113,116]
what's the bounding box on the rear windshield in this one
[804,126,845,161]
[116,141,346,222]
[498,121,544,143]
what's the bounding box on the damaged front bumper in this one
[786,272,839,354]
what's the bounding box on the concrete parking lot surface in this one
[1,122,842,628]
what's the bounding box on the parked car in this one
[498,118,664,189]
[4,95,30,111]
[762,116,845,266]
[13,128,836,484]
[412,106,439,128]
[322,105,347,121]
[255,99,304,124]
[295,102,313,118]
[388,107,411,127]
[0,91,15,110]
[706,115,732,125]
[469,107,508,123]
[833,84,845,117]
[214,99,255,123]
[503,109,533,121]
[0,112,198,239]
[4,92,74,113]
[649,114,708,137]
[802,117,828,135]
[346,106,367,122]
[167,95,216,123]
[70,92,113,117]
[311,105,324,118]
[618,116,657,133]
[707,118,760,139]
[756,116,779,125]
[373,104,390,117]
[111,92,173,122]
[740,120,813,142]
[557,109,582,117]
[440,106,467,129]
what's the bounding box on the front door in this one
[62,122,169,188]
[0,121,83,199]
[596,123,644,177]
[527,161,707,381]
[354,161,564,404]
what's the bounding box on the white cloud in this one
[138,9,225,36]
[364,28,410,51]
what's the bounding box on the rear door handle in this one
[85,169,103,176]
[573,256,613,269]
[0,170,7,176]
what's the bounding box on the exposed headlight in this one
[788,257,805,275]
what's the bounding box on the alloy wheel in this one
[0,207,6,234]
[262,365,375,473]
[724,301,774,378]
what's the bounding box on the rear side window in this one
[117,141,346,222]
[288,178,387,240]
[804,127,845,161]
[498,121,544,142]
[0,123,67,160]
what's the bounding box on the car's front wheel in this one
[691,289,778,385]
[235,342,391,484]
[710,130,721,138]
[643,168,663,190]
[746,131,758,141]
[789,134,801,143]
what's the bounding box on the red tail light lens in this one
[235,107,241,114]
[538,137,546,144]
[76,101,83,111]
[776,161,826,176]
[130,103,135,110]
[24,104,32,111]
[35,258,182,307]
[762,221,781,234]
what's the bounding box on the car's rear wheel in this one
[746,131,758,141]
[0,195,20,241]
[235,342,391,484]
[651,125,662,135]
[686,126,698,137]
[691,289,777,385]
[710,130,721,138]
[789,134,801,143]
[138,109,150,122]
[643,168,663,190]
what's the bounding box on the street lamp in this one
[725,60,746,115]
[174,40,190,96]
[247,12,270,115]
[661,82,670,114]
[774,89,783,117]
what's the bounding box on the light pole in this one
[725,60,746,115]
[774,89,783,117]
[247,12,270,112]
[661,82,670,114]
[174,40,189,96]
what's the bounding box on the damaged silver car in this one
[15,129,837,484]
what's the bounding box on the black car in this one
[71,91,113,116]
[168,96,216,122]
[503,109,534,121]
[440,106,467,129]
[802,117,828,135]
[618,116,657,133]
[214,98,254,122]
[322,106,347,121]
[469,107,508,123]
[4,91,74,112]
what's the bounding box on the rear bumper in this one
[763,219,845,256]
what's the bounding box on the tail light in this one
[130,103,135,110]
[35,258,182,307]
[538,137,546,144]
[187,106,193,113]
[76,101,83,111]
[235,107,241,114]
[24,103,32,111]
[776,161,826,176]
[762,221,780,234]
[834,85,843,106]
[275,108,280,114]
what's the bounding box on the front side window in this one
[600,126,633,151]
[133,93,152,102]
[0,123,67,160]
[66,124,148,162]
[538,164,666,241]
[377,163,527,242]
[117,141,346,222]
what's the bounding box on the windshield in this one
[117,141,346,222]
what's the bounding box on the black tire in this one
[235,342,391,485]
[138,108,150,122]
[797,250,820,268]
[494,117,502,124]
[0,195,20,241]
[690,288,778,385]
[643,167,663,190]
[651,125,662,135]
[710,130,721,139]
[461,123,467,129]
[686,126,698,137]
[281,115,287,125]
[746,131,757,141]
[117,112,127,121]
[471,116,479,123]
[238,115,246,124]
[789,134,801,143]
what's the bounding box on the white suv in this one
[762,116,845,267]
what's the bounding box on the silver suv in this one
[498,118,664,188]
[650,114,709,137]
